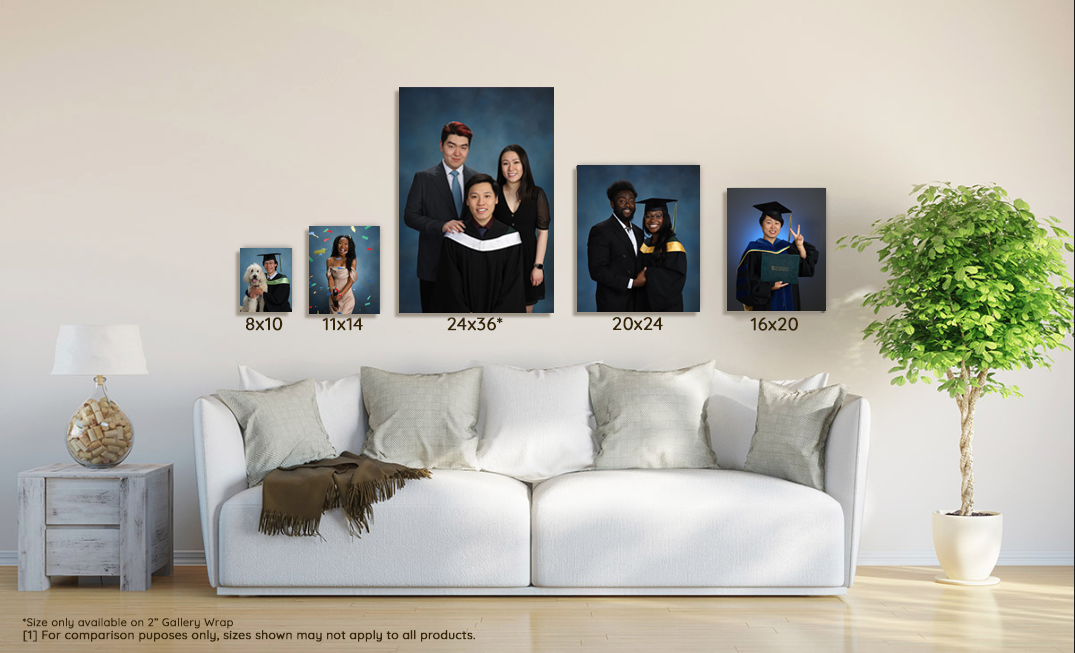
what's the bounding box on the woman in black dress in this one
[495,144,550,313]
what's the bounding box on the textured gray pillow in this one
[217,379,338,488]
[744,380,848,490]
[360,366,481,470]
[588,362,718,469]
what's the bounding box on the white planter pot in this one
[932,510,1002,585]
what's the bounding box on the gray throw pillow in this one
[744,380,848,490]
[217,379,338,488]
[360,366,481,470]
[588,362,718,469]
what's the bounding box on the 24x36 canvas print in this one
[308,226,381,315]
[398,87,555,314]
[576,165,701,313]
[727,188,826,312]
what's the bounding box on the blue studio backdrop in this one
[398,87,555,314]
[726,188,827,312]
[576,165,701,313]
[238,248,292,311]
[308,226,381,315]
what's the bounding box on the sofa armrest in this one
[192,395,247,588]
[824,394,871,587]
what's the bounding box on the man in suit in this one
[403,121,480,312]
[587,180,647,312]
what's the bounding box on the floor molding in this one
[1,550,1071,567]
[858,551,1074,566]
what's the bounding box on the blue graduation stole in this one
[736,238,794,311]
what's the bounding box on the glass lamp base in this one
[66,376,134,468]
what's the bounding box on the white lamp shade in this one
[51,325,148,375]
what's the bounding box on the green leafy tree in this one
[839,183,1073,515]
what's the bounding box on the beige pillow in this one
[360,366,481,470]
[744,380,848,490]
[588,362,718,469]
[217,379,338,487]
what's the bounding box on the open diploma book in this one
[759,253,800,285]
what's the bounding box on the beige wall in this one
[1,0,1071,562]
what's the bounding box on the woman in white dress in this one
[326,235,357,314]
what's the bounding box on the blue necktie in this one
[450,170,462,217]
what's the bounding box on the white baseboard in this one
[858,551,1074,566]
[2,550,1070,567]
[0,550,206,566]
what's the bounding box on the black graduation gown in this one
[638,234,687,312]
[735,238,818,311]
[263,274,291,312]
[431,220,526,313]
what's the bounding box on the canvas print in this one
[727,188,826,312]
[238,248,292,313]
[576,165,701,313]
[398,87,554,314]
[308,226,380,315]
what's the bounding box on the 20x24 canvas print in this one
[398,87,555,314]
[577,165,701,313]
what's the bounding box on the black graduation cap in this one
[637,198,679,231]
[753,201,792,221]
[260,252,281,265]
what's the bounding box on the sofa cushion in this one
[745,381,849,490]
[217,380,338,487]
[475,362,597,482]
[237,365,366,453]
[218,470,530,587]
[531,469,844,588]
[588,362,718,469]
[360,366,482,470]
[707,368,830,470]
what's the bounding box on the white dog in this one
[241,263,268,313]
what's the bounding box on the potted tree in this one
[839,183,1073,585]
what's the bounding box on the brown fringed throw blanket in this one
[259,451,432,537]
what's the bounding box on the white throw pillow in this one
[237,365,366,453]
[475,362,598,482]
[707,368,830,470]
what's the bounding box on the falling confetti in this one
[313,248,326,255]
[350,226,356,232]
[309,231,316,236]
[323,238,330,242]
[362,236,369,240]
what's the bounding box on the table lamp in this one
[51,325,148,468]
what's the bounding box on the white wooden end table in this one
[17,463,173,591]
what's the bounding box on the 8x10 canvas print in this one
[238,248,292,313]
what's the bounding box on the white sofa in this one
[193,370,870,596]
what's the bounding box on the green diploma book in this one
[759,252,800,285]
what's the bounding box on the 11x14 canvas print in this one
[308,226,381,315]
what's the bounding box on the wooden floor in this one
[1,566,1071,652]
